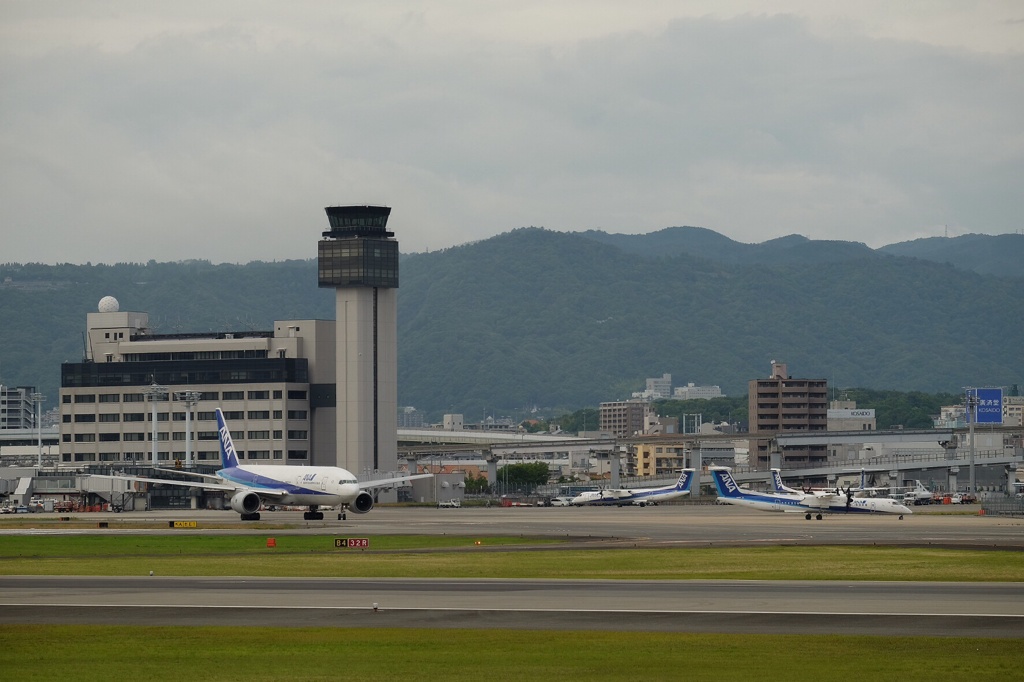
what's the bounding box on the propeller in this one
[844,484,853,509]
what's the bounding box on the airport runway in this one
[2,506,1022,635]
[2,576,1022,636]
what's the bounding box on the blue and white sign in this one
[967,388,1003,424]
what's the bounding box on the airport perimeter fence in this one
[980,500,1024,517]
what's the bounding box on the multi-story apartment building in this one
[645,374,672,399]
[0,385,37,430]
[59,299,336,468]
[747,361,828,469]
[1003,396,1023,427]
[631,443,688,477]
[599,400,651,439]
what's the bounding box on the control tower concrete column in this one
[318,206,399,478]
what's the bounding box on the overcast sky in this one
[2,2,1022,264]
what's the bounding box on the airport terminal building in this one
[59,301,338,469]
[58,204,402,481]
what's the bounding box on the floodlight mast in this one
[31,393,45,468]
[176,391,201,468]
[144,383,168,468]
[965,388,976,494]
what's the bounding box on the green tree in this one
[496,462,550,491]
[553,408,600,434]
[463,473,490,494]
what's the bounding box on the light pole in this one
[31,392,45,468]
[175,391,201,468]
[965,388,977,493]
[143,383,168,469]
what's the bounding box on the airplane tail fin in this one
[770,468,799,494]
[215,408,240,469]
[710,467,742,498]
[676,469,695,492]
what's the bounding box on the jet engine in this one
[350,491,374,514]
[229,491,261,515]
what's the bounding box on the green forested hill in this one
[0,260,334,404]
[1,228,1021,418]
[879,233,1024,277]
[399,228,1021,414]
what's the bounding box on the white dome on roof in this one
[98,296,119,313]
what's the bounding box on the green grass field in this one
[1,535,1022,581]
[2,535,1021,680]
[1,626,1019,681]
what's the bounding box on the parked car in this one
[549,497,574,507]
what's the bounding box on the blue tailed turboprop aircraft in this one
[711,466,911,520]
[570,469,696,507]
[91,408,431,521]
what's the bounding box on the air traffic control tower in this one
[318,206,399,478]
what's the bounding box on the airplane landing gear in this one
[899,514,904,520]
[303,510,324,520]
[241,512,260,521]
[816,513,823,520]
[805,513,812,520]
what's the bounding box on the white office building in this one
[672,383,724,400]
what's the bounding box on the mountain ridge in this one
[1,229,1020,416]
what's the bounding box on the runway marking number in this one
[335,537,369,548]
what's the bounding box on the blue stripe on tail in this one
[676,469,694,492]
[711,468,742,498]
[216,408,240,469]
[771,469,785,492]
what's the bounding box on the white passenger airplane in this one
[92,408,431,521]
[775,470,936,507]
[570,469,695,507]
[712,466,911,520]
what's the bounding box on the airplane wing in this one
[358,473,433,490]
[154,467,223,481]
[90,473,292,498]
[799,492,837,508]
[89,473,238,493]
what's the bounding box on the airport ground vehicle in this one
[437,499,461,508]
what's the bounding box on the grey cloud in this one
[1,14,1021,263]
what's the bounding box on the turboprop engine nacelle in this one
[350,491,374,514]
[230,491,261,514]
